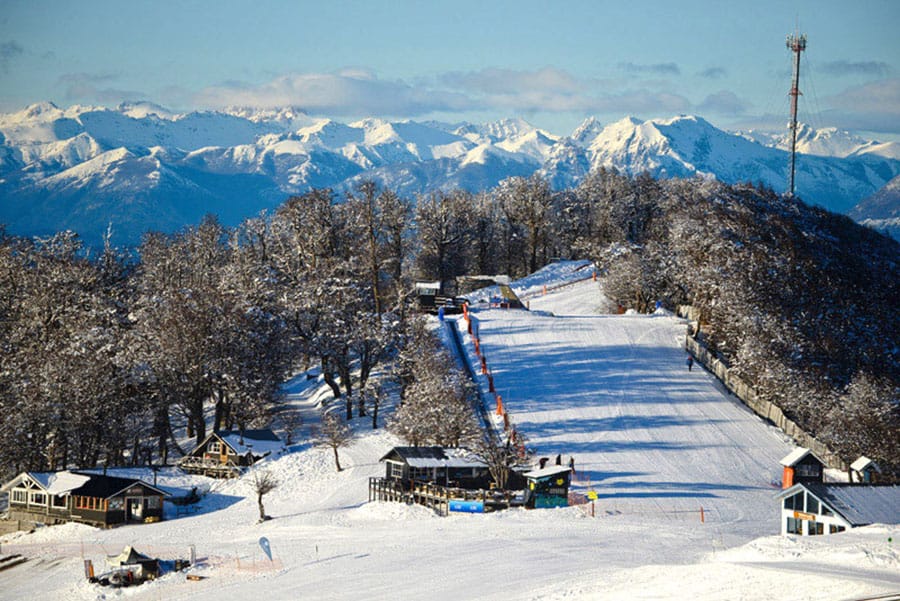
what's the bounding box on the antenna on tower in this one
[785,30,807,198]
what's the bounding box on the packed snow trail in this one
[470,278,794,543]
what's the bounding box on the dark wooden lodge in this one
[177,428,283,477]
[380,446,491,489]
[1,471,166,528]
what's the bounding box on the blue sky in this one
[1,0,898,138]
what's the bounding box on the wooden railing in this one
[177,457,242,478]
[368,478,522,516]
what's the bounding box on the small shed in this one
[776,482,900,536]
[380,447,490,489]
[1,471,166,528]
[178,428,283,477]
[779,447,824,489]
[523,465,571,509]
[850,456,881,483]
[106,545,160,581]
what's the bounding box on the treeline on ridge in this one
[0,171,897,480]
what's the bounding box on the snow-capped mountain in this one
[738,123,900,160]
[1,102,898,246]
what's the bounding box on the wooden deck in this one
[177,457,242,478]
[368,478,522,516]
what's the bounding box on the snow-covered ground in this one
[2,270,898,600]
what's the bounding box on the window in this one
[806,496,819,514]
[109,498,123,511]
[147,497,160,509]
[809,522,824,536]
[388,462,404,479]
[796,463,820,478]
[52,495,67,508]
[821,504,834,517]
[783,491,803,510]
[786,517,801,534]
[208,441,222,454]
[29,491,46,506]
[11,489,26,504]
[829,525,845,534]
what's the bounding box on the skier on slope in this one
[686,355,694,371]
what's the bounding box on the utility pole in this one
[786,31,807,198]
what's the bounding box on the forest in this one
[0,171,897,480]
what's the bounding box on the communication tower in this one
[786,32,807,197]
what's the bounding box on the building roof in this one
[780,447,815,467]
[523,466,573,480]
[6,471,93,495]
[380,446,487,469]
[217,429,283,457]
[70,472,167,499]
[778,483,900,526]
[850,456,878,473]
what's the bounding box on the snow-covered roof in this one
[0,471,92,495]
[523,466,573,479]
[40,471,92,495]
[415,281,441,293]
[804,483,900,526]
[380,446,487,469]
[850,456,878,472]
[779,447,813,467]
[218,429,283,457]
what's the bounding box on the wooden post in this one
[700,507,705,523]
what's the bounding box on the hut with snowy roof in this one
[1,471,166,528]
[779,447,824,489]
[380,446,491,489]
[178,428,283,478]
[849,456,881,484]
[523,465,572,509]
[776,482,900,536]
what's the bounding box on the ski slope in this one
[469,278,792,544]
[1,271,898,601]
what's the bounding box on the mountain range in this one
[1,101,898,246]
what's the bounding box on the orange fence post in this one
[496,394,503,415]
[700,507,705,523]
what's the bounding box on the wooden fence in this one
[678,306,845,470]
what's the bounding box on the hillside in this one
[849,174,900,239]
[1,271,898,601]
[1,102,898,245]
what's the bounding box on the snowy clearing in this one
[1,271,898,601]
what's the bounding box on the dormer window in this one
[796,463,820,478]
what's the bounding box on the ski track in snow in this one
[1,274,897,601]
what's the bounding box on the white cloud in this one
[195,71,473,117]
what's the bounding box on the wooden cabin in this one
[779,447,824,489]
[178,428,283,477]
[380,446,491,489]
[522,465,571,509]
[1,471,166,528]
[776,482,900,536]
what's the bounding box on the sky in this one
[1,0,898,139]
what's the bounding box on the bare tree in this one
[318,412,354,471]
[472,435,531,491]
[250,470,278,523]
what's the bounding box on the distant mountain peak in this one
[1,101,898,246]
